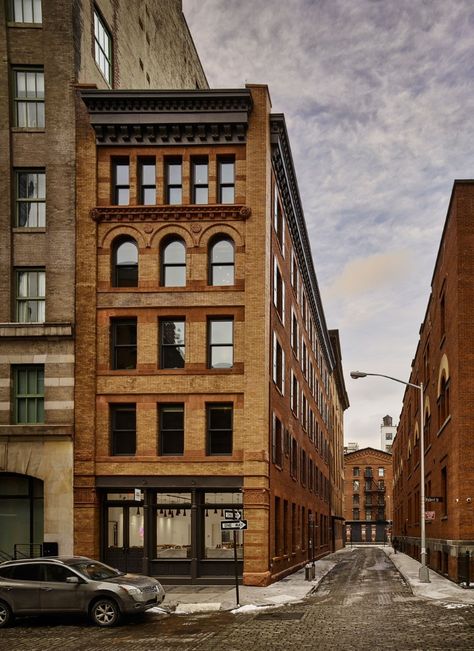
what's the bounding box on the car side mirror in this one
[66,576,80,584]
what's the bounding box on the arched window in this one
[438,374,450,427]
[209,236,234,286]
[161,237,186,287]
[112,238,138,287]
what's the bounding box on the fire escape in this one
[364,469,386,523]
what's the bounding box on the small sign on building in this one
[425,511,436,520]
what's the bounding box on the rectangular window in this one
[206,403,233,455]
[378,467,384,477]
[218,157,235,203]
[16,269,45,322]
[14,365,44,424]
[11,0,42,23]
[13,68,44,128]
[160,319,185,369]
[301,449,307,485]
[139,158,156,205]
[192,158,208,204]
[353,467,360,476]
[166,158,182,204]
[159,404,184,455]
[291,373,299,415]
[291,311,298,357]
[94,10,112,84]
[112,159,129,205]
[272,334,285,394]
[290,437,298,478]
[272,414,283,467]
[208,319,233,369]
[111,318,137,370]
[111,404,136,455]
[273,259,285,322]
[274,496,281,556]
[15,170,45,227]
[273,186,284,249]
[441,466,447,516]
[353,480,360,492]
[352,508,359,520]
[283,500,288,554]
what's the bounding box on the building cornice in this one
[80,89,253,146]
[91,204,251,223]
[270,114,335,371]
[344,447,392,460]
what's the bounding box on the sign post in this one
[221,516,248,607]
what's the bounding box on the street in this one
[2,548,474,650]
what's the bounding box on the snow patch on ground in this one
[175,602,221,614]
[443,603,470,609]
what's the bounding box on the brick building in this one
[0,0,207,559]
[344,447,393,544]
[74,84,348,585]
[393,181,474,582]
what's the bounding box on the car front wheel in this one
[0,600,13,628]
[90,597,121,627]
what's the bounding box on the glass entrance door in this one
[0,473,43,558]
[104,498,144,573]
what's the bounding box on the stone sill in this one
[0,424,72,438]
[0,323,73,338]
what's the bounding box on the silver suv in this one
[0,556,165,627]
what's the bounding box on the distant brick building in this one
[0,0,207,559]
[74,84,348,585]
[393,181,474,582]
[344,448,393,544]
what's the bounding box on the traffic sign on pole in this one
[221,520,248,531]
[224,509,242,520]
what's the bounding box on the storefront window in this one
[156,492,191,558]
[204,492,243,559]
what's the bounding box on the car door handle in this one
[41,587,53,591]
[2,586,12,591]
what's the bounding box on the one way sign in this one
[221,519,248,531]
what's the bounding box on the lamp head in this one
[350,371,367,379]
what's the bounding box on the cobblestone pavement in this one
[2,548,474,650]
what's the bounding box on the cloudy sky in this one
[183,0,474,449]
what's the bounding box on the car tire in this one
[90,597,121,627]
[0,601,13,628]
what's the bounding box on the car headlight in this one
[120,585,141,596]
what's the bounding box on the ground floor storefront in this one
[344,520,391,544]
[397,535,474,584]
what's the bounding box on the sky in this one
[183,0,474,449]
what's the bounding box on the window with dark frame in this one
[273,185,284,247]
[112,159,129,205]
[111,318,137,370]
[111,404,136,455]
[273,260,284,321]
[209,236,234,286]
[290,437,298,478]
[161,237,186,287]
[13,68,44,128]
[208,318,233,368]
[16,268,45,322]
[206,403,233,455]
[272,414,283,467]
[159,404,184,455]
[15,170,45,227]
[112,238,138,287]
[192,158,208,204]
[272,334,284,393]
[159,319,185,369]
[138,157,156,205]
[11,0,42,23]
[13,365,44,424]
[94,9,112,84]
[218,157,235,203]
[166,158,182,204]
[440,290,446,338]
[291,311,298,357]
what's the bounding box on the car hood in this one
[104,574,160,588]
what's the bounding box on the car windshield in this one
[70,560,123,581]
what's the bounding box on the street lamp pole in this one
[350,370,430,583]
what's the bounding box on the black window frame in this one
[206,403,233,456]
[111,317,137,370]
[165,157,182,205]
[208,317,234,369]
[93,8,113,85]
[158,403,185,456]
[110,403,136,456]
[192,157,209,204]
[217,156,235,204]
[138,157,156,205]
[10,0,43,24]
[12,67,45,129]
[15,168,46,228]
[160,237,186,287]
[209,236,235,286]
[112,158,130,205]
[159,318,185,369]
[112,237,138,287]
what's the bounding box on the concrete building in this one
[74,84,348,585]
[344,447,393,544]
[344,442,359,454]
[0,0,207,559]
[392,181,474,583]
[381,415,396,453]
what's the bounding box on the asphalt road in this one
[2,547,474,650]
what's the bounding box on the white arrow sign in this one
[221,519,248,531]
[224,509,242,520]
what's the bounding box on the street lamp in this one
[350,370,430,583]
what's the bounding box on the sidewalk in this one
[155,546,474,616]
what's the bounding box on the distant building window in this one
[378,467,384,477]
[161,238,186,287]
[138,158,156,205]
[160,319,185,369]
[111,318,137,370]
[15,170,45,227]
[11,0,42,23]
[386,432,393,440]
[166,159,182,204]
[206,404,233,455]
[352,509,359,520]
[159,404,184,456]
[112,237,138,287]
[209,237,234,286]
[16,269,45,322]
[14,365,44,423]
[112,159,129,205]
[353,480,360,492]
[94,10,112,84]
[208,319,233,368]
[218,157,235,203]
[13,68,44,128]
[192,158,208,204]
[353,467,360,476]
[110,404,136,456]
